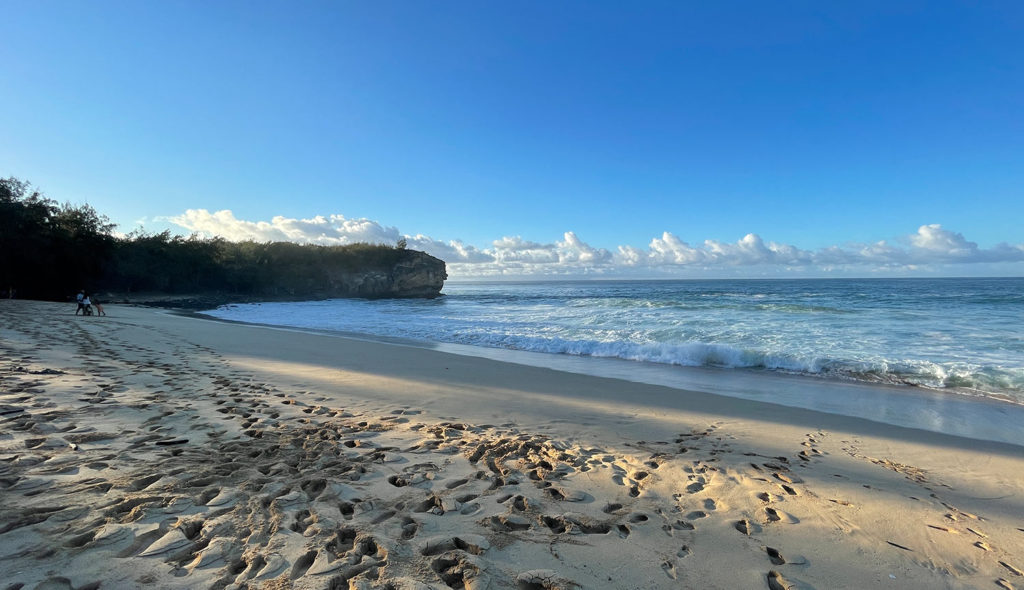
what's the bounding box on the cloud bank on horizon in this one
[170,209,1024,278]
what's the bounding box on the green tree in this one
[1,176,442,301]
[0,178,114,299]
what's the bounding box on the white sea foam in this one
[205,278,1024,404]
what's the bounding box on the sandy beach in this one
[2,299,1023,590]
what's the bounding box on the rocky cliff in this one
[325,250,448,299]
[114,249,448,309]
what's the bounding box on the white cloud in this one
[406,235,493,264]
[491,236,560,263]
[170,209,491,264]
[168,211,1024,278]
[646,232,816,267]
[558,232,612,264]
[170,209,401,245]
[616,244,646,266]
[648,232,706,265]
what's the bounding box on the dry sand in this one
[1,299,1023,590]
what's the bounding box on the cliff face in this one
[325,250,448,299]
[113,249,448,309]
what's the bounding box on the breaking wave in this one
[205,278,1024,404]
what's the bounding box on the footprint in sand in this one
[765,507,798,524]
[458,500,482,516]
[516,569,579,590]
[543,486,590,502]
[300,477,327,499]
[444,478,469,489]
[798,448,823,461]
[413,495,444,514]
[507,495,530,512]
[431,553,483,589]
[628,512,649,524]
[542,515,611,535]
[489,514,531,532]
[307,530,388,578]
[338,501,357,520]
[400,516,418,540]
[421,534,490,556]
[672,520,695,531]
[999,561,1023,577]
[767,569,794,590]
[292,509,316,533]
[289,549,318,579]
[734,519,762,536]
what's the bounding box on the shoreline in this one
[197,281,1024,411]
[190,306,1024,447]
[2,299,1023,589]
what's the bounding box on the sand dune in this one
[1,299,1023,590]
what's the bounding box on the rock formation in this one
[116,249,448,308]
[326,250,448,299]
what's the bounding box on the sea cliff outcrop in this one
[325,250,448,299]
[111,249,448,308]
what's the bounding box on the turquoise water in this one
[207,278,1024,405]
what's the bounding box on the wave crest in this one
[449,333,1024,400]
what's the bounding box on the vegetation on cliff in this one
[1,177,446,301]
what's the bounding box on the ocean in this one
[204,278,1023,403]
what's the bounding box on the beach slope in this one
[1,300,1022,590]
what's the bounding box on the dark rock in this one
[324,250,448,299]
[110,249,447,308]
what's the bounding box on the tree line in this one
[1,177,415,301]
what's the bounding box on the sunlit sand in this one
[2,300,1022,589]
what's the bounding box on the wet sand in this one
[2,299,1023,590]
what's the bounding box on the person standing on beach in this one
[93,296,106,316]
[75,290,85,315]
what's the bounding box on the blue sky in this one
[2,1,1022,277]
